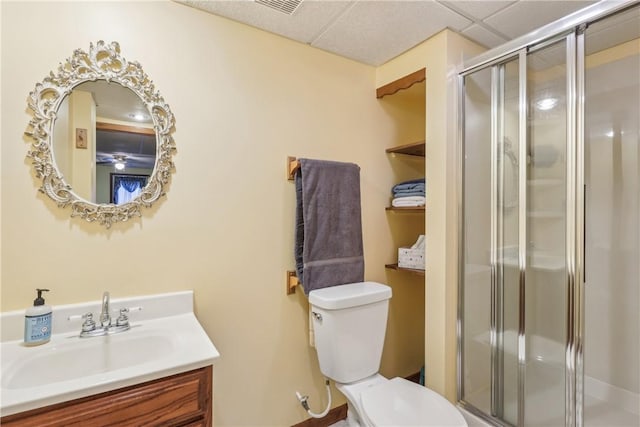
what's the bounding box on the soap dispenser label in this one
[25,313,52,342]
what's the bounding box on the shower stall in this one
[458,2,639,426]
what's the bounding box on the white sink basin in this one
[0,291,220,417]
[3,331,175,390]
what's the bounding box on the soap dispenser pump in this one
[24,288,52,346]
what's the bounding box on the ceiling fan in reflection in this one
[95,154,128,170]
[96,153,154,170]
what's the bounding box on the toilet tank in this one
[309,282,392,384]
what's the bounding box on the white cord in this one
[295,379,332,418]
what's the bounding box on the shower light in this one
[114,161,125,171]
[535,97,558,111]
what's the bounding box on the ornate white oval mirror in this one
[25,41,175,228]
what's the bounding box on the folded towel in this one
[393,190,425,198]
[394,187,425,194]
[394,184,425,191]
[392,196,426,207]
[295,158,364,295]
[392,178,425,194]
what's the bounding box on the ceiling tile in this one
[181,0,354,43]
[461,23,509,48]
[312,0,472,66]
[440,0,515,21]
[484,1,597,39]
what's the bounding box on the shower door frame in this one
[456,1,637,426]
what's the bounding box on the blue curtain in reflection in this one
[113,175,146,205]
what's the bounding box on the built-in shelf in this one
[385,263,425,276]
[385,206,425,213]
[386,141,425,157]
[376,68,426,99]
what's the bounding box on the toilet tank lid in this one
[308,282,392,310]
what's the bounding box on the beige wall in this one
[1,1,428,425]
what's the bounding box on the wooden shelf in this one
[386,206,425,213]
[386,141,425,157]
[385,263,425,276]
[376,68,426,99]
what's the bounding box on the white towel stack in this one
[391,178,425,207]
[392,196,426,207]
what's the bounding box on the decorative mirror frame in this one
[25,41,175,228]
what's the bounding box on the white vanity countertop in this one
[0,291,220,417]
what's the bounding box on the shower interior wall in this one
[583,32,639,412]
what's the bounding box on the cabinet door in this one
[1,366,212,427]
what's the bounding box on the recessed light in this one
[535,97,558,111]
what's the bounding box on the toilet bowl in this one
[309,282,467,427]
[337,374,467,427]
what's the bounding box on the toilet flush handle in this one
[311,312,322,322]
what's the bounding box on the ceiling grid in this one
[178,0,600,66]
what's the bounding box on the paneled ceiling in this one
[177,0,598,66]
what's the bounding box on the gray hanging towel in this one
[294,158,364,295]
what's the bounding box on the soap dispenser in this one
[24,288,52,346]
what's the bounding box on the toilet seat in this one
[360,377,467,426]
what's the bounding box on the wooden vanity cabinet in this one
[1,366,212,427]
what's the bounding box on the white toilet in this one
[309,281,467,427]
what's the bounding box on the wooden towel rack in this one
[287,156,301,294]
[287,156,300,181]
[286,270,300,295]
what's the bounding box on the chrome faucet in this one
[69,291,142,338]
[100,291,111,327]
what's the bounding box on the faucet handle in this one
[116,308,129,327]
[115,306,142,327]
[80,313,96,332]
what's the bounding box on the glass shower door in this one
[524,38,569,426]
[461,66,493,416]
[460,4,639,426]
[461,36,571,427]
[460,57,523,425]
[499,58,521,426]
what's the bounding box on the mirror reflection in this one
[53,81,157,204]
[26,40,175,228]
